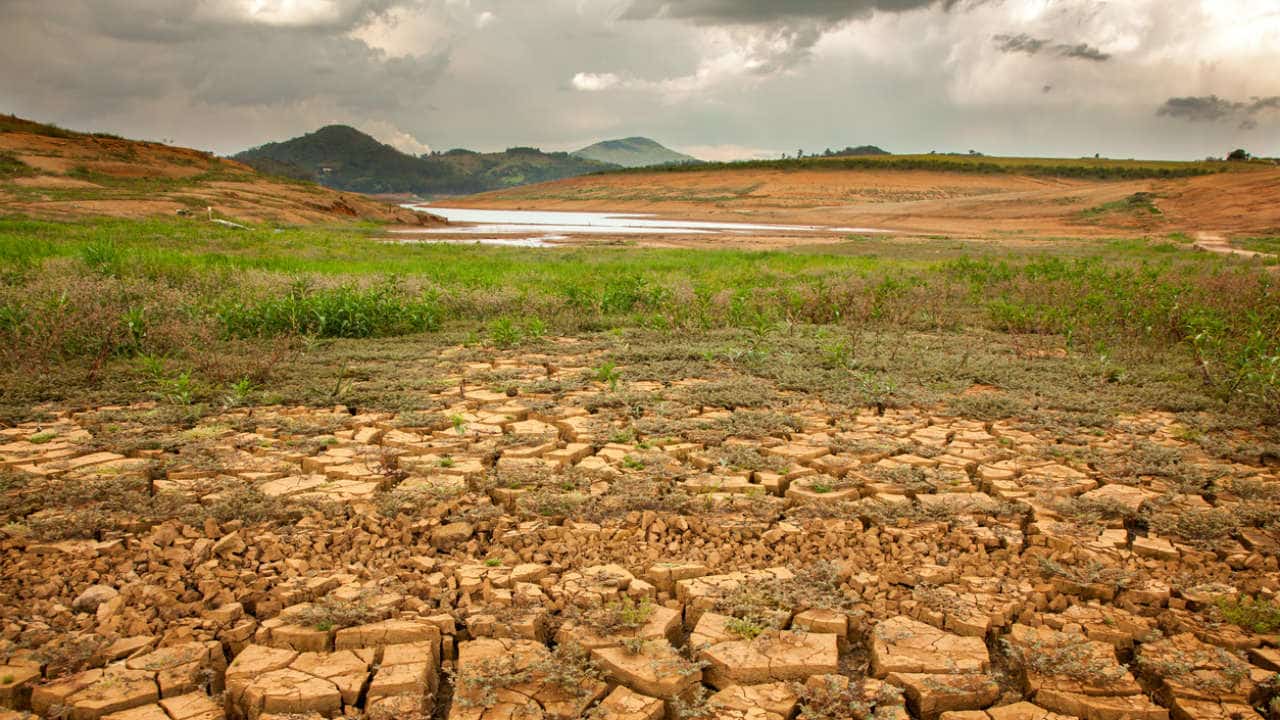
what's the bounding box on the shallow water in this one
[402,205,890,239]
[386,234,567,248]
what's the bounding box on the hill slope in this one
[235,126,617,196]
[572,137,698,168]
[0,114,430,224]
[452,154,1280,237]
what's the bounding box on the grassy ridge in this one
[600,153,1241,181]
[0,217,1276,421]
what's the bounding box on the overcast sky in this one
[2,0,1278,160]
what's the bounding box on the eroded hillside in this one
[0,116,430,225]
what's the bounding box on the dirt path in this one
[1193,231,1275,260]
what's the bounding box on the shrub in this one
[1215,595,1280,633]
[286,594,383,631]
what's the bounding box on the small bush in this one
[286,594,383,631]
[1215,595,1280,633]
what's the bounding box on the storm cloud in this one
[1158,95,1280,130]
[994,34,1111,62]
[0,0,1277,160]
[619,0,965,23]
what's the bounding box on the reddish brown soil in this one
[451,165,1280,242]
[0,121,436,226]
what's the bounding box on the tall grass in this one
[0,217,1276,415]
[217,278,442,338]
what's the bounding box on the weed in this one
[1215,595,1280,633]
[713,562,856,622]
[793,675,904,720]
[1004,631,1129,685]
[78,240,123,276]
[218,278,441,339]
[1038,557,1133,590]
[489,317,522,348]
[712,444,788,473]
[35,636,110,677]
[164,371,196,405]
[285,593,383,630]
[517,488,588,519]
[223,377,254,407]
[725,616,768,640]
[376,483,461,517]
[685,378,776,409]
[1146,507,1238,546]
[568,597,656,636]
[593,361,621,391]
[454,642,604,709]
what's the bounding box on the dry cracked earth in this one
[2,343,1279,720]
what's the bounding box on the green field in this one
[1,216,1277,434]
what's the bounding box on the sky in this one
[1,0,1278,160]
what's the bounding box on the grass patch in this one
[1215,595,1280,633]
[0,152,33,180]
[0,216,1277,425]
[1080,192,1163,219]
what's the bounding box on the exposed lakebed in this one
[393,206,890,247]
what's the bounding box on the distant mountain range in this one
[234,127,704,197]
[572,137,698,168]
[234,126,615,196]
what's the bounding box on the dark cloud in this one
[1157,96,1243,122]
[619,0,957,24]
[1156,95,1280,124]
[1056,43,1110,61]
[0,0,1273,162]
[0,0,448,115]
[621,0,978,76]
[78,0,414,43]
[995,33,1047,54]
[993,34,1109,62]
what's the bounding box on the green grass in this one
[0,114,79,138]
[0,215,1277,424]
[0,152,33,180]
[1080,192,1163,219]
[1239,237,1280,255]
[1216,596,1280,633]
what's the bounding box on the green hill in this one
[572,137,698,168]
[234,126,617,196]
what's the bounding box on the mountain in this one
[234,126,617,196]
[0,114,429,224]
[572,137,699,168]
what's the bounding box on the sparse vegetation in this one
[601,152,1232,180]
[1,217,1278,423]
[1215,595,1280,633]
[285,593,383,631]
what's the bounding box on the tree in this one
[1227,148,1250,161]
